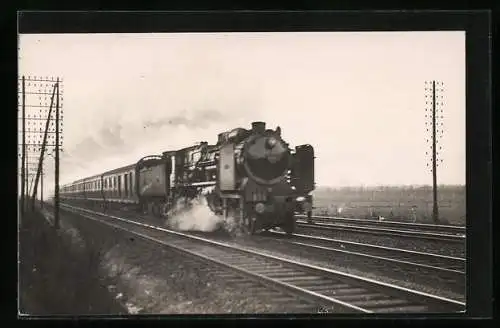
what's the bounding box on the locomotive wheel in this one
[161,203,169,219]
[306,210,313,223]
[248,218,257,235]
[250,217,257,234]
[282,214,296,234]
[243,216,257,235]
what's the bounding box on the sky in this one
[17,31,466,197]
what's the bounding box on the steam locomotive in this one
[60,121,315,234]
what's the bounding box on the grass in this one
[18,207,127,315]
[311,185,466,225]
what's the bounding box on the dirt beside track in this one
[18,208,127,315]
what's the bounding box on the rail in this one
[296,219,465,243]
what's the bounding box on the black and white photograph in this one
[17,16,477,316]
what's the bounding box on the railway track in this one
[258,230,465,294]
[57,203,465,314]
[299,215,465,234]
[266,231,465,273]
[296,217,466,243]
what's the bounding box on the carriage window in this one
[129,172,133,196]
[192,152,201,163]
[124,173,129,196]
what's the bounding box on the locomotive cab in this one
[291,144,315,222]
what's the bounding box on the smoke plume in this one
[164,195,247,235]
[142,109,226,131]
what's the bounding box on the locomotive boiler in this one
[60,121,315,235]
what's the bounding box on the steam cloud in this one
[165,196,224,232]
[164,195,246,235]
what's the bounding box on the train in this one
[60,121,315,234]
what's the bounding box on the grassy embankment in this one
[18,205,127,315]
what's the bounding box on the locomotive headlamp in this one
[266,137,277,149]
[296,196,306,202]
[255,202,266,214]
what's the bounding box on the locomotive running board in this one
[219,192,241,199]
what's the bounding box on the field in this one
[311,185,466,226]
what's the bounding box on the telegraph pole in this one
[32,83,57,211]
[40,169,44,208]
[28,175,35,205]
[54,79,60,229]
[431,81,438,224]
[425,80,444,224]
[19,75,64,226]
[20,76,26,214]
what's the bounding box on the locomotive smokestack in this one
[252,121,266,133]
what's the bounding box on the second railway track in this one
[296,218,466,243]
[298,215,466,235]
[56,203,465,314]
[265,230,465,273]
